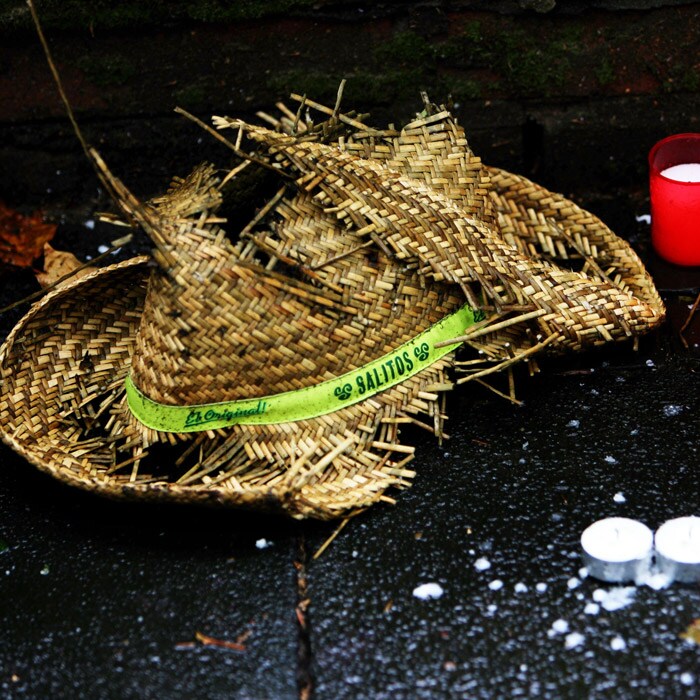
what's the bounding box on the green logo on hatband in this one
[125,304,481,433]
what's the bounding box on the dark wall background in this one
[1,0,700,218]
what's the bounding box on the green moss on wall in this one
[0,0,321,31]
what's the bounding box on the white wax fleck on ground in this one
[551,619,569,634]
[604,455,617,464]
[97,244,109,254]
[663,404,684,417]
[645,359,655,368]
[680,672,695,686]
[613,492,626,503]
[413,583,444,600]
[635,568,673,590]
[488,579,504,591]
[567,577,581,590]
[255,538,272,549]
[487,604,498,614]
[592,587,636,611]
[567,419,580,428]
[536,582,548,593]
[635,214,651,224]
[514,582,528,593]
[610,636,627,651]
[84,219,95,230]
[584,602,600,615]
[474,557,491,571]
[564,632,585,650]
[661,162,700,182]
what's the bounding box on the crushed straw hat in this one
[0,99,664,519]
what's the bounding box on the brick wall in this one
[1,0,699,210]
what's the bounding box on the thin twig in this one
[26,0,125,205]
[332,79,346,120]
[175,107,293,180]
[238,186,287,239]
[435,308,545,348]
[313,517,351,560]
[289,93,382,135]
[474,378,522,406]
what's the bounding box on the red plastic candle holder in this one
[649,133,700,266]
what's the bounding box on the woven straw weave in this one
[0,101,665,519]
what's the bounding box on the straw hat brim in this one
[0,255,460,517]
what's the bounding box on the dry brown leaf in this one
[0,201,56,267]
[680,618,700,645]
[35,243,94,288]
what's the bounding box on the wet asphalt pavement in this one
[1,211,699,699]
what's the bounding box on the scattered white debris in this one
[488,579,504,591]
[564,632,585,650]
[514,582,528,594]
[97,244,110,254]
[613,492,626,503]
[39,565,49,576]
[567,577,581,590]
[413,582,444,600]
[567,419,580,428]
[592,587,636,611]
[630,428,639,436]
[635,214,651,224]
[351,550,358,558]
[610,636,627,651]
[255,538,272,550]
[584,602,600,615]
[663,405,684,417]
[486,604,498,614]
[604,455,618,464]
[84,219,95,230]
[552,619,569,633]
[474,557,491,572]
[578,567,589,579]
[536,582,548,593]
[645,359,655,368]
[636,569,673,590]
[680,672,694,686]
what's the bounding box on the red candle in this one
[649,133,700,266]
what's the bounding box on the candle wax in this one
[654,516,700,564]
[581,518,653,583]
[581,518,653,562]
[660,162,700,182]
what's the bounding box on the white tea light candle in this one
[661,163,700,182]
[580,517,653,583]
[654,516,700,583]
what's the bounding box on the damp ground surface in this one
[1,193,699,699]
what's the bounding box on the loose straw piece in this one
[436,309,546,348]
[313,517,351,560]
